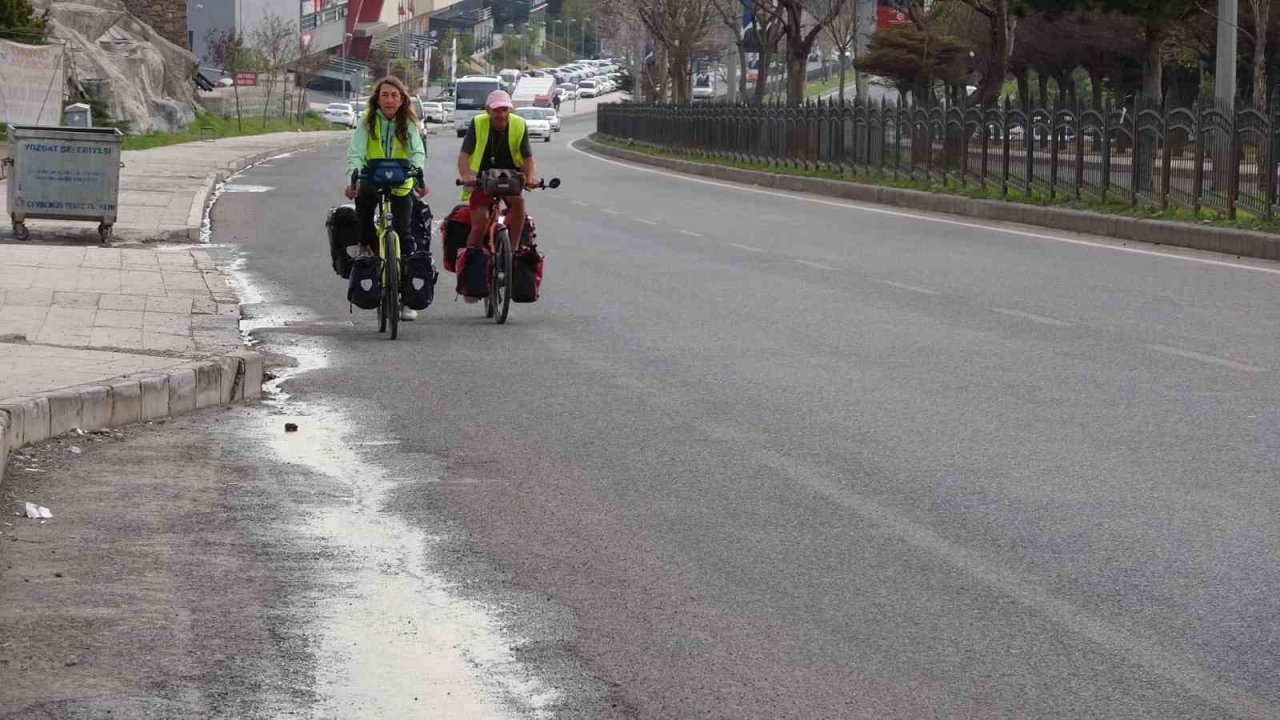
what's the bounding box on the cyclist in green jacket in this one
[344,76,428,319]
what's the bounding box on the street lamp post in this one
[343,32,353,100]
[554,19,563,62]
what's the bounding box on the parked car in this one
[577,79,600,98]
[555,83,579,100]
[692,75,714,101]
[546,108,561,132]
[514,107,553,142]
[420,101,449,123]
[323,102,358,129]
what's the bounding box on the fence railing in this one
[598,94,1280,222]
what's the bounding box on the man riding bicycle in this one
[456,90,538,253]
[344,76,428,320]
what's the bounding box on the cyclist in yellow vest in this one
[456,90,538,252]
[344,76,428,319]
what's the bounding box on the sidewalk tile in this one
[35,307,96,345]
[0,305,49,337]
[143,333,194,353]
[76,271,122,294]
[53,291,101,309]
[0,265,35,289]
[120,270,167,296]
[192,297,217,314]
[95,309,144,329]
[34,247,88,268]
[31,267,82,292]
[81,248,123,269]
[145,296,193,314]
[90,326,143,349]
[143,313,191,336]
[121,249,161,268]
[6,288,53,307]
[99,294,147,311]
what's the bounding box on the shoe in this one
[400,308,419,321]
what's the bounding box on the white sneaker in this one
[400,308,419,320]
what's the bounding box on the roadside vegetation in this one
[122,108,334,151]
[590,133,1280,236]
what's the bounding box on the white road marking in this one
[569,142,1280,277]
[221,184,275,193]
[729,243,763,253]
[635,218,657,225]
[1148,344,1267,374]
[571,200,588,207]
[795,259,837,271]
[991,307,1073,327]
[678,229,702,237]
[880,280,939,296]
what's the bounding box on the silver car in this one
[514,107,553,142]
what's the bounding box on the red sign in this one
[877,2,909,29]
[234,72,258,87]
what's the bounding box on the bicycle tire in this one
[493,227,512,324]
[386,230,400,340]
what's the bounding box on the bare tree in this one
[612,0,720,102]
[206,29,249,130]
[811,0,857,103]
[252,12,298,126]
[1247,0,1271,110]
[752,0,849,104]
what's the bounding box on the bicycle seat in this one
[364,159,414,189]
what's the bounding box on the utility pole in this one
[1215,0,1237,109]
[854,0,875,100]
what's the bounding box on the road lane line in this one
[571,200,589,207]
[678,229,702,237]
[569,142,1280,277]
[991,307,1073,327]
[796,259,837,271]
[635,218,657,225]
[1148,344,1267,373]
[880,280,939,295]
[729,243,763,252]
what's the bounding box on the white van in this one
[453,75,504,137]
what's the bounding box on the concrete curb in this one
[580,137,1280,262]
[182,135,349,241]
[0,350,263,482]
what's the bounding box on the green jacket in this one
[345,109,427,196]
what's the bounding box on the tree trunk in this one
[1251,0,1270,111]
[787,48,806,105]
[974,0,1013,106]
[1141,22,1165,105]
[1016,71,1030,109]
[837,56,847,105]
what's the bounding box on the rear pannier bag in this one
[410,196,433,253]
[401,250,437,310]
[441,204,471,273]
[347,255,382,309]
[326,204,360,278]
[511,245,543,303]
[455,246,489,299]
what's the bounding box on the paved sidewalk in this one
[0,130,350,481]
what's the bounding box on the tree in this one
[251,12,298,127]
[206,29,250,130]
[1246,0,1271,110]
[949,0,1017,105]
[752,0,850,104]
[0,0,47,43]
[854,21,972,103]
[1092,0,1198,105]
[811,0,857,103]
[623,0,721,103]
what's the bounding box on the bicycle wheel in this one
[493,227,512,324]
[385,230,401,340]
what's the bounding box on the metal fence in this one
[598,93,1280,221]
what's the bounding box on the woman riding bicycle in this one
[344,76,429,318]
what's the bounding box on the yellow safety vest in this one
[365,111,414,196]
[461,113,527,201]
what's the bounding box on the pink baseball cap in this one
[486,90,513,109]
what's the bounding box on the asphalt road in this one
[208,115,1280,719]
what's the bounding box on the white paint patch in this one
[253,340,560,720]
[678,229,702,237]
[221,183,276,193]
[570,142,1280,277]
[1148,344,1267,374]
[571,200,589,207]
[634,218,657,225]
[268,151,298,161]
[879,280,939,296]
[795,259,837,271]
[728,242,764,253]
[991,307,1073,327]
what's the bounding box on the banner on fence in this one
[235,71,258,87]
[0,39,66,127]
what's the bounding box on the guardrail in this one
[598,92,1280,222]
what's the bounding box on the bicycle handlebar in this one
[454,177,562,190]
[350,167,425,187]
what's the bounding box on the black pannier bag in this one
[410,196,433,253]
[326,204,360,278]
[480,168,525,196]
[401,250,437,310]
[347,255,382,309]
[511,245,543,303]
[455,246,489,299]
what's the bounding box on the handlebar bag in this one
[366,159,411,188]
[480,169,524,196]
